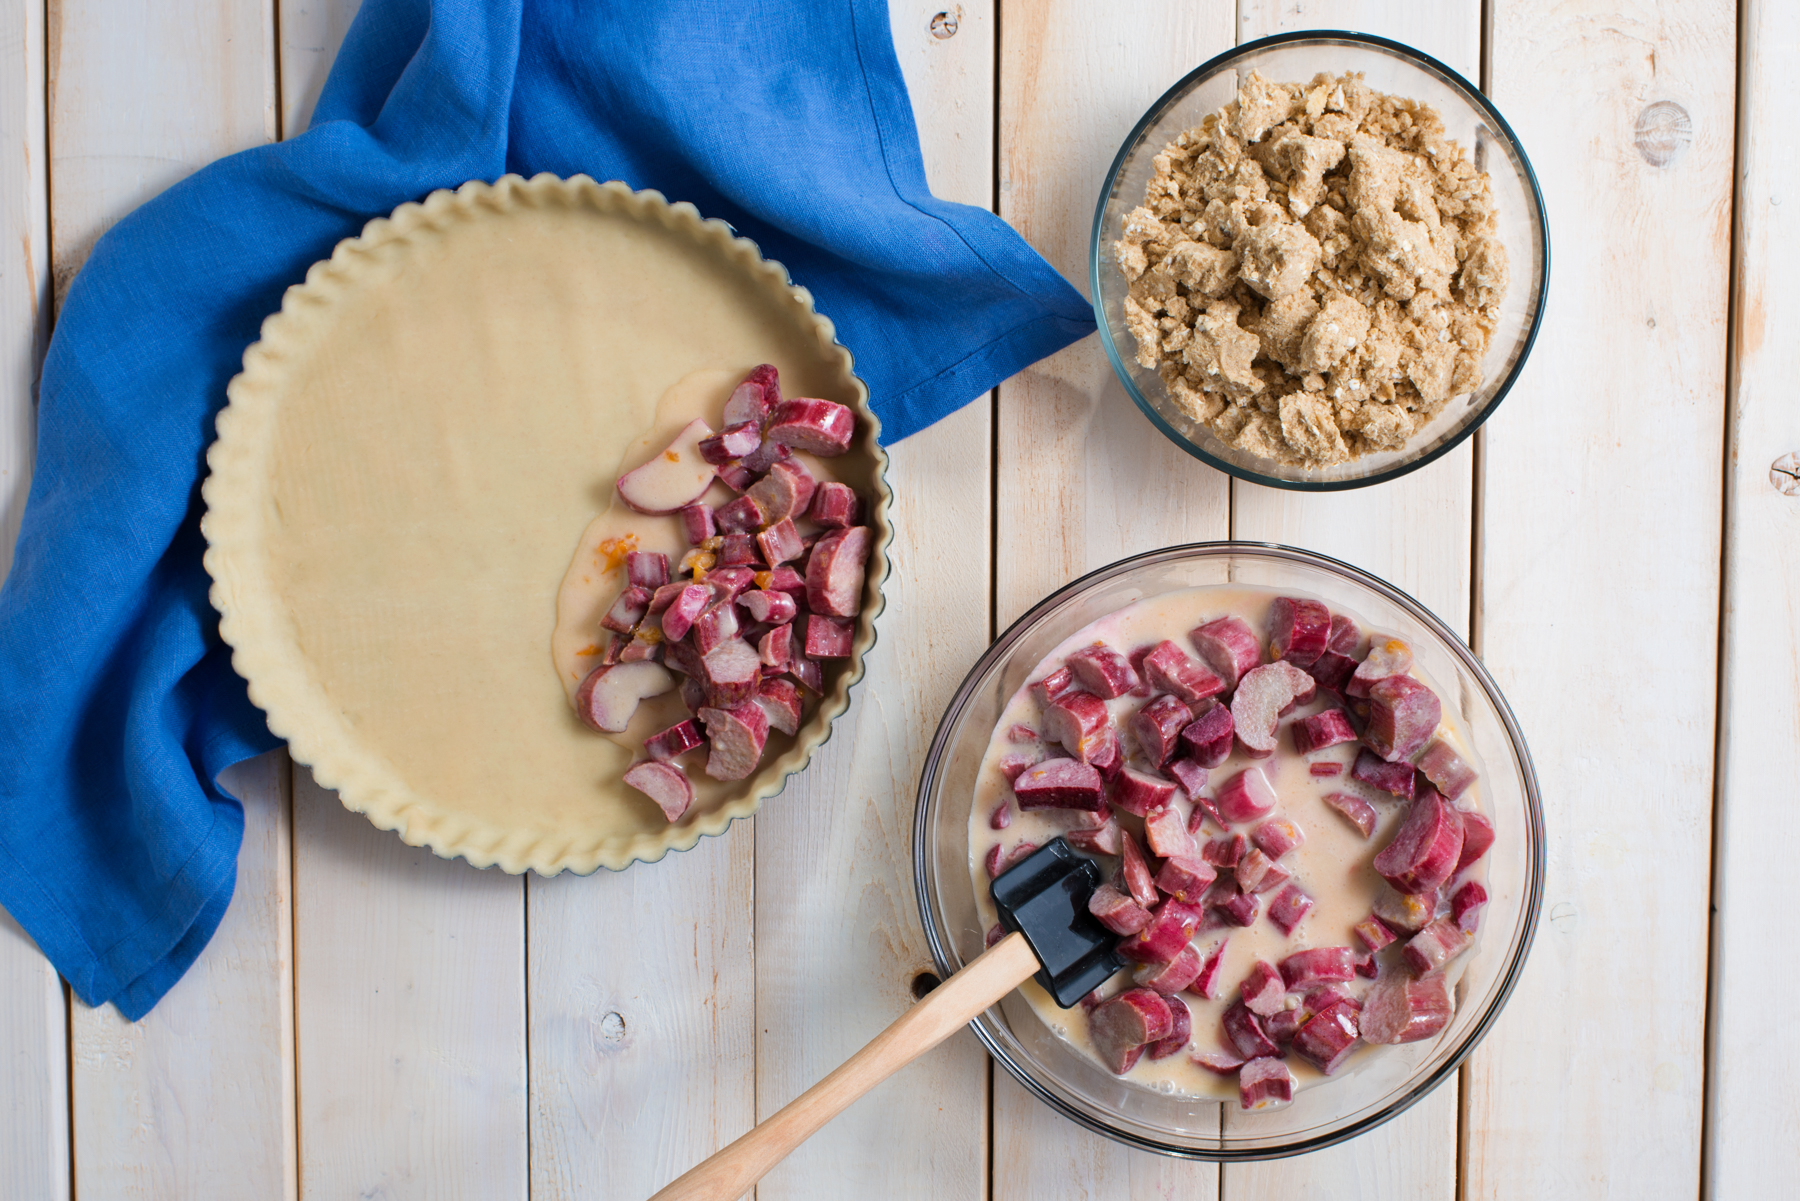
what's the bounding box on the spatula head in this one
[990,838,1122,1007]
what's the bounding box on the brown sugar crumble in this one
[1116,71,1509,467]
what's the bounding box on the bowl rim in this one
[1088,30,1552,492]
[913,540,1545,1159]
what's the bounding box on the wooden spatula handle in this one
[647,930,1039,1201]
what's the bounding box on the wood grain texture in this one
[0,0,62,1195]
[1224,4,1478,1197]
[292,772,527,1200]
[753,7,995,1198]
[47,0,275,303]
[279,0,358,137]
[1706,0,1800,1191]
[993,2,1232,1195]
[71,752,296,1201]
[1465,3,1732,1196]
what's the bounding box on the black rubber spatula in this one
[648,838,1120,1200]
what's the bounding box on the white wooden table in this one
[2,1,1791,1197]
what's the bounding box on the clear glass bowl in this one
[913,543,1544,1159]
[1091,32,1549,490]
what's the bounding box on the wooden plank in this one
[277,0,357,136]
[751,4,995,1198]
[1706,0,1800,1192]
[0,0,63,1194]
[992,2,1232,1194]
[1224,4,1478,1197]
[1465,3,1732,1196]
[70,751,296,1201]
[292,772,527,1199]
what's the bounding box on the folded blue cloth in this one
[0,0,1092,1018]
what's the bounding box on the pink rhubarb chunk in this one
[804,526,872,617]
[1190,616,1261,690]
[1451,880,1489,933]
[1222,1000,1280,1060]
[698,702,770,780]
[679,502,717,546]
[1012,759,1106,812]
[576,661,676,733]
[1374,788,1465,895]
[600,586,650,635]
[1416,738,1478,799]
[747,458,817,525]
[1308,613,1363,692]
[756,517,806,567]
[1116,899,1203,965]
[722,363,779,426]
[1141,639,1225,705]
[1043,690,1113,763]
[1193,1046,1247,1076]
[1136,944,1203,995]
[1279,946,1355,990]
[1363,673,1443,763]
[1203,832,1247,868]
[1354,917,1397,953]
[985,840,1039,880]
[1239,960,1287,1016]
[1238,1057,1295,1110]
[1066,643,1140,699]
[802,614,854,659]
[766,397,856,455]
[1090,988,1174,1075]
[1361,972,1454,1044]
[1147,996,1193,1060]
[1230,661,1317,757]
[698,420,763,465]
[1455,809,1496,873]
[1293,708,1358,754]
[700,638,763,707]
[1268,596,1332,668]
[1030,666,1076,707]
[1130,693,1193,767]
[1351,747,1417,800]
[644,719,705,763]
[1251,817,1305,860]
[1109,767,1178,817]
[615,418,718,513]
[625,550,670,590]
[1372,887,1438,935]
[623,761,694,823]
[1178,703,1235,769]
[1214,765,1278,823]
[1166,757,1208,801]
[1067,815,1123,856]
[1323,791,1378,838]
[1292,998,1361,1075]
[1194,938,1230,999]
[1154,855,1217,904]
[1088,882,1153,935]
[807,481,862,528]
[754,676,803,736]
[1347,636,1414,699]
[1143,804,1196,859]
[660,584,712,642]
[1403,918,1472,975]
[1268,884,1314,935]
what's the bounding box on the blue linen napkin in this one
[0,0,1093,1018]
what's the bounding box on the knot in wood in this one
[929,9,959,39]
[1633,101,1691,168]
[1772,451,1800,497]
[598,1011,627,1044]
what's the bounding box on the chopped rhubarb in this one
[1361,972,1454,1044]
[1230,661,1317,757]
[757,623,792,672]
[1321,791,1379,840]
[679,503,717,546]
[1136,945,1203,995]
[1109,766,1178,816]
[761,564,806,600]
[1372,888,1437,935]
[986,840,1039,880]
[1088,882,1153,935]
[802,614,854,659]
[1120,832,1158,906]
[804,526,872,617]
[754,676,803,736]
[647,581,686,615]
[1307,614,1363,692]
[1167,758,1208,801]
[1416,738,1478,799]
[1141,639,1226,705]
[1178,702,1235,769]
[1351,747,1416,800]
[1194,938,1230,999]
[1116,899,1204,965]
[1065,644,1140,699]
[698,701,770,781]
[615,418,718,513]
[1147,996,1193,1060]
[616,632,662,663]
[575,661,676,733]
[1066,815,1123,856]
[700,638,762,707]
[807,481,862,528]
[747,458,817,525]
[722,363,778,426]
[1154,855,1217,904]
[1090,988,1175,1075]
[767,397,856,455]
[1215,887,1260,927]
[690,600,741,654]
[1214,765,1277,823]
[739,436,791,474]
[1088,730,1123,780]
[1347,637,1414,699]
[1292,998,1361,1075]
[600,586,650,635]
[1238,1056,1295,1110]
[1012,759,1106,812]
[988,801,1013,831]
[1193,1046,1248,1076]
[1354,953,1379,979]
[786,655,824,696]
[1403,918,1472,975]
[1235,848,1290,895]
[625,551,670,590]
[1268,884,1314,935]
[1129,694,1193,767]
[1450,880,1488,933]
[1268,596,1332,668]
[756,517,806,567]
[706,566,756,601]
[1374,788,1464,895]
[1043,690,1112,763]
[1007,723,1038,743]
[715,461,754,492]
[1292,708,1358,754]
[623,761,694,822]
[1222,1000,1280,1060]
[644,719,705,763]
[1143,804,1196,859]
[1030,666,1076,707]
[1252,817,1306,860]
[1239,959,1287,1016]
[1203,833,1247,868]
[1263,1007,1305,1045]
[1310,761,1345,777]
[1354,917,1397,953]
[698,420,763,465]
[1190,616,1261,690]
[1363,674,1442,762]
[1279,946,1355,990]
[1455,809,1496,873]
[715,493,766,534]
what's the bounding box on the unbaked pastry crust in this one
[202,175,892,874]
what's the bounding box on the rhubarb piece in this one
[1268,596,1332,668]
[707,566,757,601]
[1451,880,1488,933]
[767,397,856,455]
[716,494,767,535]
[1222,1000,1280,1060]
[1347,637,1414,699]
[716,462,755,492]
[717,536,759,573]
[1215,887,1260,927]
[1352,747,1417,800]
[1178,703,1235,769]
[1029,666,1076,707]
[761,565,806,600]
[1110,767,1179,817]
[1195,938,1230,999]
[756,518,807,567]
[1166,758,1208,801]
[984,923,1005,949]
[1292,998,1361,1075]
[1235,848,1290,895]
[995,754,1037,784]
[1141,639,1226,705]
[1154,855,1217,904]
[1121,832,1158,906]
[1238,1056,1294,1111]
[680,502,717,546]
[1130,694,1193,767]
[1143,804,1196,859]
[698,701,771,780]
[807,481,862,528]
[1090,988,1175,1075]
[1308,614,1363,692]
[644,719,705,763]
[1147,996,1193,1060]
[1364,674,1442,762]
[600,586,651,634]
[1323,791,1378,838]
[805,526,872,617]
[1239,960,1287,1016]
[615,418,718,513]
[1372,888,1437,935]
[1230,661,1317,757]
[680,674,708,715]
[1374,789,1465,895]
[699,638,763,708]
[723,363,779,426]
[616,632,662,664]
[1088,882,1153,936]
[1361,972,1455,1044]
[986,839,1039,880]
[1311,761,1344,777]
[1006,723,1038,743]
[739,436,792,474]
[647,581,686,615]
[1067,815,1123,856]
[1064,644,1139,700]
[1214,766,1278,823]
[1088,731,1123,780]
[988,801,1014,831]
[1190,616,1261,690]
[1455,810,1496,873]
[1263,1007,1305,1045]
[1404,918,1472,975]
[625,551,671,590]
[754,676,803,736]
[787,655,824,696]
[1268,884,1314,935]
[698,420,763,465]
[662,636,703,679]
[757,623,792,672]
[746,458,817,526]
[690,600,741,655]
[1012,759,1106,812]
[1193,1046,1247,1076]
[1117,899,1204,965]
[1043,690,1113,763]
[1416,738,1478,799]
[1137,944,1204,995]
[802,614,854,659]
[1203,833,1247,868]
[1354,953,1379,979]
[575,661,676,733]
[1252,817,1306,860]
[623,761,694,822]
[1355,917,1397,953]
[1293,708,1358,754]
[739,587,798,626]
[1190,791,1228,833]
[679,547,717,578]
[1279,946,1355,990]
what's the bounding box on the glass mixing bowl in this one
[914,543,1543,1158]
[1091,32,1549,490]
